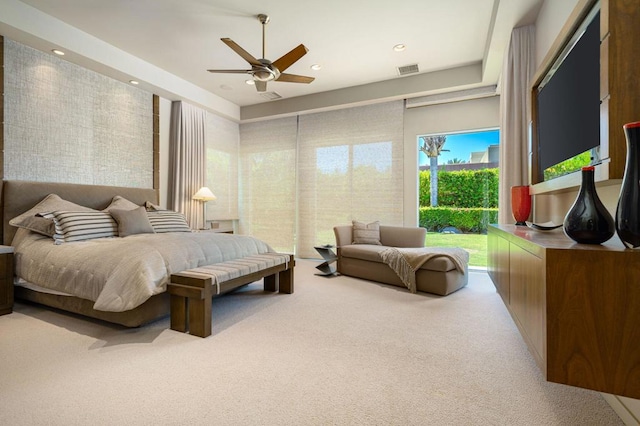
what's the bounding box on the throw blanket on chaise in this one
[380,247,469,293]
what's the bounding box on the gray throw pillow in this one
[9,194,96,240]
[103,195,140,212]
[110,206,155,237]
[352,220,381,245]
[10,215,56,238]
[144,201,164,211]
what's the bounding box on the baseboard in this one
[602,393,640,425]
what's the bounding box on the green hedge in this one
[419,207,498,234]
[420,168,498,208]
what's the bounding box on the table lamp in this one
[192,186,217,229]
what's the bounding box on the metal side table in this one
[314,245,337,276]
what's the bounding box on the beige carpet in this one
[0,260,623,425]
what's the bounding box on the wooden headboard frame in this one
[1,180,159,246]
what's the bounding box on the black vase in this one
[615,121,640,248]
[563,166,614,244]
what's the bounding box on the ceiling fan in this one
[207,14,315,92]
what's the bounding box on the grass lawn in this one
[426,232,487,268]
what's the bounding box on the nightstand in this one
[0,246,15,316]
[196,229,234,234]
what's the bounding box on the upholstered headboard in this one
[1,180,159,246]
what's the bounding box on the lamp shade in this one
[192,187,217,201]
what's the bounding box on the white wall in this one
[402,96,501,226]
[534,0,580,67]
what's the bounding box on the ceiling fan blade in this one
[272,44,309,73]
[276,73,315,84]
[221,38,261,66]
[207,69,252,74]
[255,80,267,92]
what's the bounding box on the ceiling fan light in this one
[245,79,255,85]
[253,69,276,82]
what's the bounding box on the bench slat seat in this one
[168,253,294,337]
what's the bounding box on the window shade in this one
[296,101,404,257]
[239,117,297,253]
[206,113,239,221]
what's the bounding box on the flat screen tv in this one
[534,5,600,183]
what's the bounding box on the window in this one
[239,117,297,253]
[418,128,500,267]
[239,101,404,257]
[297,101,404,258]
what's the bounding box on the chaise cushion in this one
[341,244,386,262]
[340,244,456,272]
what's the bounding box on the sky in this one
[418,129,500,166]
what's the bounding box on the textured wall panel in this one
[3,39,152,188]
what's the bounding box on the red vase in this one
[511,185,531,225]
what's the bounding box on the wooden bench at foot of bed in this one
[167,253,294,337]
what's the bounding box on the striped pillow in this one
[39,211,118,244]
[146,210,191,233]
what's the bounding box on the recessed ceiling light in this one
[393,44,406,52]
[245,80,255,85]
[52,49,65,56]
[310,64,322,71]
[129,80,139,85]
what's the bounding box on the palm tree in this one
[419,135,447,206]
[447,158,466,164]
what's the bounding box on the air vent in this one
[260,91,282,101]
[397,63,419,76]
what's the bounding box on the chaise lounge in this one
[333,224,468,296]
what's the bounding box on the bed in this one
[2,180,292,328]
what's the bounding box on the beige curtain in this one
[168,101,207,229]
[499,25,535,224]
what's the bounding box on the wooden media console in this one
[488,224,640,399]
